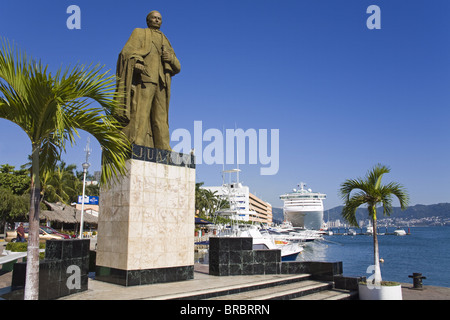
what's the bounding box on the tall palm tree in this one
[339,164,409,285]
[44,161,77,204]
[0,39,130,299]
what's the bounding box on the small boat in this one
[347,229,357,236]
[394,228,407,236]
[264,225,324,243]
[365,226,373,235]
[244,226,304,262]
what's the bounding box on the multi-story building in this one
[249,192,273,225]
[202,183,272,225]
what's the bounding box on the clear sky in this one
[0,0,449,210]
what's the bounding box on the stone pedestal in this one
[95,145,195,286]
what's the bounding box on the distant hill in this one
[272,203,450,226]
[324,203,450,224]
[272,207,284,223]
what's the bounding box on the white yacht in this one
[394,228,407,236]
[280,182,326,230]
[263,223,324,243]
[218,224,303,262]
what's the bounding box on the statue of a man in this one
[116,11,181,151]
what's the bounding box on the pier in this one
[330,232,411,236]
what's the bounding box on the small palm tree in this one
[339,164,409,285]
[0,39,130,299]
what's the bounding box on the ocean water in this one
[298,226,450,287]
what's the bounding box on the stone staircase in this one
[206,274,358,300]
[168,273,358,300]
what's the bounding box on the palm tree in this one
[0,39,130,299]
[195,182,229,217]
[195,182,207,214]
[339,164,409,285]
[46,161,77,204]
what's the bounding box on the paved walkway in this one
[61,265,305,300]
[1,264,450,300]
[400,283,450,300]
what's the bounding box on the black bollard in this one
[408,273,426,290]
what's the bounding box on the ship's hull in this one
[284,209,324,230]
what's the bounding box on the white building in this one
[202,169,272,224]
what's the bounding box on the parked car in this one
[6,227,64,242]
[40,226,71,239]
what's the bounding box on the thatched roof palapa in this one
[40,201,98,224]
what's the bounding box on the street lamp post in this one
[79,138,91,239]
[79,161,90,238]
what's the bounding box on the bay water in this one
[195,226,450,287]
[300,226,450,287]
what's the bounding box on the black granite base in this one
[10,239,90,300]
[208,237,346,282]
[280,261,343,281]
[334,275,366,291]
[209,237,281,276]
[95,265,194,287]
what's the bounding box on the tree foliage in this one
[0,164,30,195]
[195,182,229,217]
[0,187,29,223]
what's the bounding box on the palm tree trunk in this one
[24,143,40,300]
[372,207,382,285]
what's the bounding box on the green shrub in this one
[359,280,401,287]
[5,242,46,259]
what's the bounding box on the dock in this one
[331,232,411,236]
[329,227,411,236]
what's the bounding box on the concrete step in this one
[293,288,358,300]
[206,279,333,300]
[158,273,313,300]
[154,271,358,300]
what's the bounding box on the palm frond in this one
[339,178,367,201]
[367,163,390,190]
[0,37,130,186]
[339,164,409,225]
[341,192,367,227]
[379,182,409,211]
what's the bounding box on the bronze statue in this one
[116,11,181,151]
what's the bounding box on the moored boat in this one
[394,228,407,236]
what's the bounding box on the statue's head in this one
[147,11,162,29]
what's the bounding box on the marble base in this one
[96,146,195,286]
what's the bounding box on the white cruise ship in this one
[279,182,326,230]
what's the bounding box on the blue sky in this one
[0,0,449,210]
